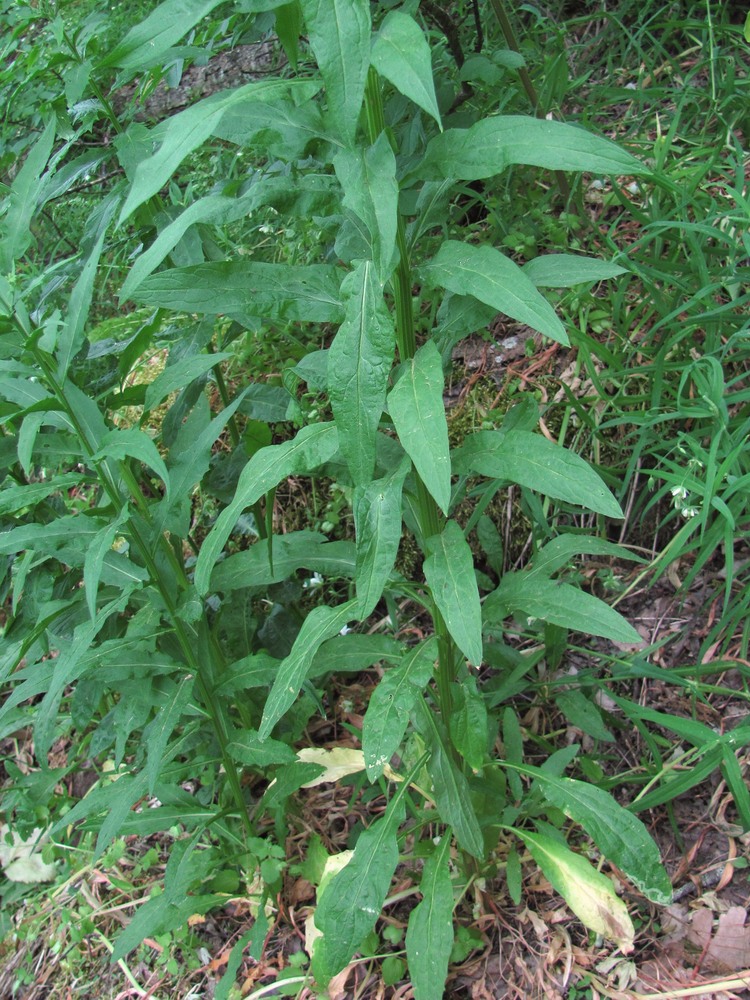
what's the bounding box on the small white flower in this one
[339,624,353,636]
[303,572,324,589]
[670,486,688,500]
[681,506,699,518]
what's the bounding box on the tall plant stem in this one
[486,0,571,203]
[364,69,457,722]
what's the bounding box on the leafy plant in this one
[0,0,677,995]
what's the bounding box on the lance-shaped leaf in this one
[453,428,622,517]
[312,780,408,983]
[371,11,442,129]
[195,422,339,595]
[0,118,56,271]
[511,829,635,952]
[417,115,649,182]
[118,79,319,222]
[484,572,642,644]
[421,241,567,346]
[227,730,298,768]
[92,427,171,498]
[102,0,226,71]
[523,254,627,288]
[362,637,436,779]
[259,599,358,740]
[133,260,344,324]
[405,834,454,1000]
[328,262,395,484]
[353,456,409,617]
[334,134,398,281]
[387,340,451,514]
[503,763,672,904]
[56,230,107,381]
[299,0,370,147]
[424,521,482,666]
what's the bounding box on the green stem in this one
[364,69,457,722]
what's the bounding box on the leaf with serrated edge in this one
[405,834,454,1000]
[388,340,451,513]
[329,261,395,485]
[424,521,482,665]
[421,241,567,346]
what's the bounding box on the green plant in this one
[0,1,679,996]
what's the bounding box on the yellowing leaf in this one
[297,747,366,787]
[0,824,56,884]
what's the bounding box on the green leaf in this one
[353,457,409,617]
[0,118,56,271]
[144,676,194,793]
[118,80,319,222]
[299,0,370,146]
[453,429,622,518]
[334,134,398,282]
[421,242,567,346]
[424,521,483,666]
[523,254,627,288]
[554,690,614,743]
[417,116,648,183]
[484,572,642,644]
[0,474,85,516]
[310,633,402,678]
[405,834,454,1000]
[511,829,635,951]
[195,422,339,595]
[452,675,488,771]
[132,261,344,324]
[102,0,226,71]
[371,11,442,129]
[530,534,645,578]
[56,231,107,381]
[259,599,359,739]
[143,354,228,412]
[84,507,129,620]
[328,261,395,484]
[313,781,408,982]
[362,637,436,779]
[212,532,356,592]
[91,428,170,498]
[227,731,298,768]
[275,1,303,68]
[507,763,671,904]
[387,340,451,514]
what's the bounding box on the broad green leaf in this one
[424,521,482,666]
[328,262,395,484]
[212,532,356,592]
[371,11,442,129]
[299,0,370,146]
[405,834,454,1000]
[362,637,436,779]
[530,534,645,578]
[313,782,407,982]
[523,254,627,288]
[102,0,226,70]
[334,135,398,282]
[91,428,170,498]
[275,1,303,68]
[507,763,671,904]
[118,80,319,222]
[387,340,451,514]
[353,457,409,617]
[421,241,567,345]
[227,731,297,768]
[0,118,56,271]
[195,422,339,595]
[56,230,107,381]
[511,829,635,952]
[453,429,622,518]
[143,353,229,412]
[259,599,358,739]
[132,261,344,324]
[310,633,402,678]
[417,116,648,183]
[484,572,642,644]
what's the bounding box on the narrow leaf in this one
[454,429,622,517]
[195,422,339,595]
[421,241,567,346]
[353,456,409,617]
[424,521,482,666]
[143,354,228,412]
[144,676,194,792]
[328,261,395,484]
[228,731,297,768]
[405,834,454,1000]
[259,599,358,739]
[91,428,170,498]
[299,0,370,146]
[1,118,56,271]
[371,11,442,129]
[387,340,451,514]
[418,116,648,183]
[103,0,226,70]
[523,254,627,288]
[56,231,107,381]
